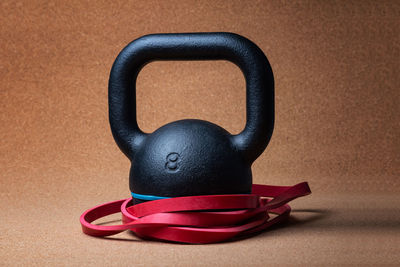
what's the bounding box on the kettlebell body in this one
[109,33,274,202]
[131,119,252,198]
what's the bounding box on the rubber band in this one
[80,182,311,244]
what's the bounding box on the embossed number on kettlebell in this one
[165,153,180,172]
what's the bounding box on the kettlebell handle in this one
[109,32,274,164]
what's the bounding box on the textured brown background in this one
[1,0,399,266]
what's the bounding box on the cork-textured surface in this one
[1,0,399,265]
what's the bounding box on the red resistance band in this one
[80,182,311,244]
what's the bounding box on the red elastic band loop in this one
[80,182,311,244]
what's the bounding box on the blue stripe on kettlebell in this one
[131,192,171,201]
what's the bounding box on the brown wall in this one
[1,0,399,196]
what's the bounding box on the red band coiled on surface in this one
[80,182,311,244]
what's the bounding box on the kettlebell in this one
[108,32,274,204]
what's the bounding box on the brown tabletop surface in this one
[1,188,399,266]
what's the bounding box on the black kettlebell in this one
[108,32,274,204]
